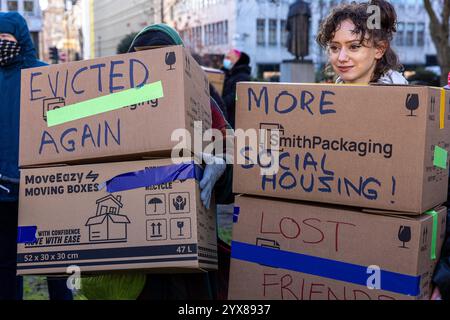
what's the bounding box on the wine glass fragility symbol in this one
[398,226,412,249]
[406,94,419,117]
[177,221,185,236]
[165,52,176,71]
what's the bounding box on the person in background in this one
[221,49,252,129]
[316,0,449,300]
[80,23,233,300]
[0,12,72,301]
[129,23,233,300]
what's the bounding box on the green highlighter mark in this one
[425,210,438,260]
[434,146,448,169]
[47,81,164,127]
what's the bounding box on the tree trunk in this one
[423,0,450,86]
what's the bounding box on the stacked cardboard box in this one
[17,46,218,275]
[202,67,225,96]
[229,82,450,300]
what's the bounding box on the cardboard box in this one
[20,46,211,167]
[16,158,217,275]
[233,83,450,214]
[228,196,447,300]
[202,67,225,95]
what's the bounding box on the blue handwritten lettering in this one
[129,59,149,88]
[320,91,336,115]
[39,131,59,154]
[61,128,77,152]
[275,91,297,114]
[90,63,106,92]
[300,90,314,115]
[248,86,269,114]
[30,72,45,101]
[109,60,125,93]
[71,67,88,95]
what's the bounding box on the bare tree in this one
[424,0,450,85]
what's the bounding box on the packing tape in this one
[46,81,164,127]
[231,241,421,296]
[17,226,37,244]
[433,146,448,169]
[100,161,203,193]
[233,206,240,223]
[425,210,438,260]
[440,89,446,129]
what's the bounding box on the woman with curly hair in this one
[316,0,407,84]
[316,0,449,300]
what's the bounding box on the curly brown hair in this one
[316,0,402,83]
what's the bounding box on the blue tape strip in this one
[105,162,204,193]
[231,241,421,296]
[17,226,37,244]
[233,207,240,223]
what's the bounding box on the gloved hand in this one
[199,153,226,210]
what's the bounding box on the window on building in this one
[280,20,287,48]
[213,23,217,45]
[24,1,34,13]
[269,19,277,46]
[195,26,202,48]
[109,207,117,214]
[417,23,425,47]
[224,20,228,44]
[257,19,266,46]
[204,25,209,46]
[7,0,18,11]
[406,22,415,46]
[396,22,404,46]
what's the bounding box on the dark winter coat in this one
[0,12,46,202]
[222,63,251,129]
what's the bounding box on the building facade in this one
[0,0,43,56]
[167,0,294,79]
[40,0,84,63]
[91,0,159,58]
[168,0,442,79]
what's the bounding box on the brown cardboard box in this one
[228,196,446,300]
[19,46,211,167]
[233,83,450,214]
[16,158,217,275]
[202,67,225,96]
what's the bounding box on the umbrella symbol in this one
[148,197,163,212]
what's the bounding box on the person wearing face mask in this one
[316,0,449,300]
[0,12,73,301]
[221,49,251,129]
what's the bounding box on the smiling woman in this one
[316,0,407,85]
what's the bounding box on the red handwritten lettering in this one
[302,218,325,244]
[309,283,325,300]
[260,212,279,235]
[280,217,301,239]
[327,220,356,252]
[281,274,298,300]
[262,273,278,297]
